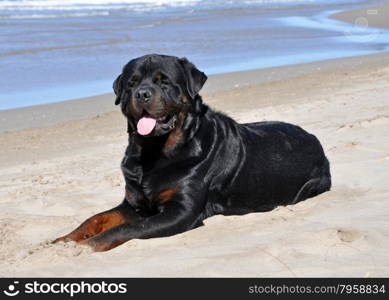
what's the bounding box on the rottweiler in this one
[54,54,331,251]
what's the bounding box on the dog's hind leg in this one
[291,178,321,204]
[292,158,331,204]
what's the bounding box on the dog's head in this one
[113,54,207,137]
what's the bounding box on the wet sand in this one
[332,3,389,29]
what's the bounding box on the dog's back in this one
[242,121,331,205]
[204,118,331,215]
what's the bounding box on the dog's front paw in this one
[52,235,71,244]
[82,234,126,252]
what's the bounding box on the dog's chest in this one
[138,163,180,202]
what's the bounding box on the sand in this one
[1,50,388,277]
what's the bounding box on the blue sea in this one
[0,0,388,110]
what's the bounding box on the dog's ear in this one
[113,74,122,105]
[179,58,207,99]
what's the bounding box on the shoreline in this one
[2,0,389,130]
[1,51,389,133]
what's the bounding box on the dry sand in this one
[1,53,389,277]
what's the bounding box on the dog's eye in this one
[160,78,170,88]
[153,73,170,89]
[128,77,139,88]
[128,81,137,88]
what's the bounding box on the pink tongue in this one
[137,117,157,136]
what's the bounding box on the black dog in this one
[54,54,331,251]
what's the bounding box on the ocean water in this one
[0,0,388,109]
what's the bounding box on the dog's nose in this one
[135,88,152,103]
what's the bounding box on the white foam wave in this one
[0,0,198,10]
[0,0,326,20]
[0,11,110,19]
[0,0,319,11]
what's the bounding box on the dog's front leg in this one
[53,200,142,244]
[83,192,205,252]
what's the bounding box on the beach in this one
[1,0,389,277]
[1,49,389,276]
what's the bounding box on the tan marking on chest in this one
[157,187,179,204]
